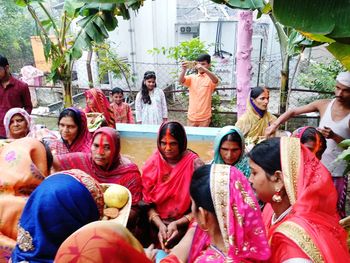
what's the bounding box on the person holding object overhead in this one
[178,54,219,127]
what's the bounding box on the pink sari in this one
[194,165,271,262]
[264,137,350,262]
[50,107,91,155]
[57,127,142,205]
[85,88,116,128]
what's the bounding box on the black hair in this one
[58,108,82,136]
[300,127,327,157]
[40,140,53,171]
[250,86,268,99]
[220,131,242,147]
[141,71,156,104]
[190,164,215,214]
[111,87,124,95]
[248,137,281,176]
[0,55,9,67]
[158,122,187,153]
[196,54,211,64]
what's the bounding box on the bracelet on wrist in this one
[149,213,159,223]
[184,214,193,222]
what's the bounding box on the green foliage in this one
[0,0,35,72]
[211,93,224,127]
[297,59,346,104]
[336,139,350,176]
[149,38,209,62]
[210,0,264,10]
[92,42,132,84]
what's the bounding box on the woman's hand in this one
[166,221,179,246]
[158,223,168,250]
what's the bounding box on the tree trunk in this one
[62,80,73,108]
[87,50,94,88]
[236,10,253,118]
[279,55,290,114]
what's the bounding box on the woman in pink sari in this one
[249,137,350,262]
[53,127,141,229]
[85,88,116,128]
[49,107,91,155]
[142,121,203,249]
[188,164,270,262]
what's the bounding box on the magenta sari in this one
[193,165,270,262]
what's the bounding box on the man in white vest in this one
[265,71,350,217]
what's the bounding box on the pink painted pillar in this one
[236,10,253,118]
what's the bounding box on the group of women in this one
[0,84,349,262]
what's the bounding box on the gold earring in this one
[272,189,282,203]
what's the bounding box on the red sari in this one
[264,137,350,262]
[142,150,198,220]
[50,107,91,155]
[84,88,116,128]
[57,127,142,205]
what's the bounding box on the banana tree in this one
[15,0,144,108]
[211,0,350,114]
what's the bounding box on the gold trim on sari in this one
[210,164,231,250]
[280,137,300,205]
[274,221,325,263]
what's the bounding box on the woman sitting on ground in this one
[213,125,250,177]
[85,88,116,128]
[235,86,276,144]
[249,137,350,262]
[0,138,52,262]
[292,126,327,160]
[11,170,104,263]
[53,127,142,229]
[55,221,154,263]
[49,107,91,155]
[142,121,203,249]
[182,164,270,262]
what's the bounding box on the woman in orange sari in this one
[0,138,52,262]
[55,221,153,263]
[249,137,350,262]
[85,88,116,128]
[142,121,203,249]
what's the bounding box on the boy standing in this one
[178,54,219,127]
[110,87,134,124]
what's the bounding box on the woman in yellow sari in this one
[0,138,52,262]
[235,87,276,143]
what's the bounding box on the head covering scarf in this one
[267,137,350,262]
[57,127,142,205]
[142,121,199,220]
[55,221,152,263]
[194,164,270,262]
[213,125,250,177]
[3,108,32,138]
[235,90,276,144]
[292,126,325,157]
[11,170,104,263]
[336,71,350,87]
[50,107,91,155]
[84,88,116,128]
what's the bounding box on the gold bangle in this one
[149,213,159,223]
[184,214,192,222]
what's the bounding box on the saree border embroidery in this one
[274,221,325,263]
[210,164,230,250]
[281,137,300,205]
[17,225,35,252]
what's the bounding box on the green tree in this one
[16,0,144,107]
[0,0,34,72]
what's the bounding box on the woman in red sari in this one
[53,127,142,228]
[142,121,203,249]
[49,107,91,155]
[249,137,350,262]
[85,88,116,128]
